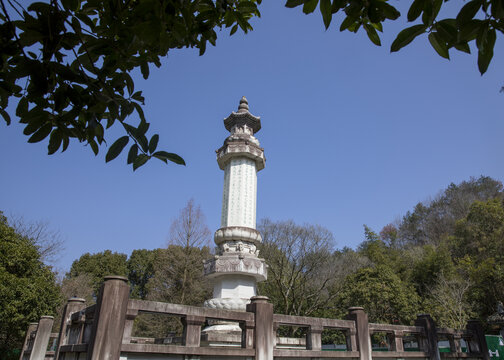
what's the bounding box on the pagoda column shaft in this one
[221,158,258,229]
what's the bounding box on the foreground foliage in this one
[0,0,261,169]
[1,0,500,171]
[286,0,502,75]
[0,212,60,359]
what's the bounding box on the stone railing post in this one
[182,315,205,347]
[415,314,440,360]
[55,298,86,360]
[307,325,323,351]
[19,322,38,360]
[346,327,358,352]
[240,319,255,349]
[122,308,138,345]
[28,316,54,360]
[453,333,462,353]
[246,296,273,360]
[467,320,489,360]
[391,330,404,352]
[347,307,372,360]
[87,276,130,360]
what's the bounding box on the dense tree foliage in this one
[62,200,212,337]
[57,176,504,338]
[1,0,500,169]
[67,249,128,295]
[0,212,60,359]
[337,265,421,324]
[287,0,503,75]
[257,177,504,329]
[398,176,503,247]
[0,0,261,169]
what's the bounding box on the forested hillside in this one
[2,176,503,358]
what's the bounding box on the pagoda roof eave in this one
[223,111,261,133]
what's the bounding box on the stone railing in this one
[19,316,58,360]
[25,275,491,360]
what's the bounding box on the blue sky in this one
[1,1,503,272]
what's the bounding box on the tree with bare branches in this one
[426,273,475,330]
[8,215,64,265]
[258,218,366,318]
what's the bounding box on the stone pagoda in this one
[203,96,267,334]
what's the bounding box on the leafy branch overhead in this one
[286,0,501,74]
[0,0,261,170]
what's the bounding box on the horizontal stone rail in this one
[127,298,255,321]
[368,323,425,333]
[273,313,359,358]
[368,322,429,357]
[274,313,357,329]
[436,324,487,359]
[122,298,257,355]
[28,275,491,360]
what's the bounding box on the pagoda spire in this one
[203,97,267,322]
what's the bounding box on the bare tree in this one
[163,199,212,304]
[8,214,64,265]
[258,219,367,317]
[60,273,95,304]
[427,273,475,329]
[167,199,211,249]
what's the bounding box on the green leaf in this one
[367,4,380,24]
[458,20,483,42]
[431,0,443,23]
[407,0,425,22]
[148,134,159,153]
[364,23,381,45]
[16,97,28,117]
[140,62,149,79]
[303,0,318,14]
[454,43,471,53]
[391,24,427,52]
[105,136,129,162]
[133,103,146,123]
[345,0,361,17]
[428,32,450,59]
[89,139,99,155]
[48,130,62,155]
[137,119,149,135]
[132,91,144,104]
[133,154,150,171]
[376,2,400,20]
[477,23,495,54]
[230,24,238,35]
[28,123,52,143]
[285,0,305,7]
[456,0,482,26]
[478,48,493,74]
[371,22,383,32]
[340,15,357,31]
[127,144,138,164]
[136,134,149,153]
[477,27,495,74]
[153,151,186,165]
[320,0,332,29]
[124,73,134,96]
[436,20,457,43]
[61,0,79,11]
[1,109,11,125]
[62,135,70,152]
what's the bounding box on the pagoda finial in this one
[238,96,249,113]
